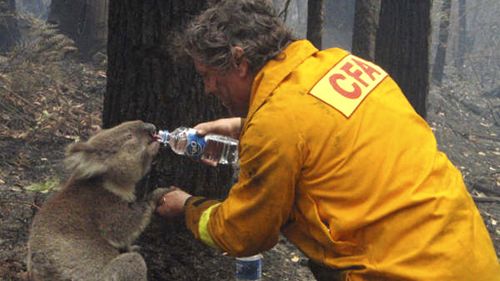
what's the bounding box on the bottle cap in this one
[157,130,170,144]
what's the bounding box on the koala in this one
[27,120,169,281]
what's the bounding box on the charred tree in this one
[16,0,50,19]
[322,0,355,50]
[432,0,452,85]
[81,0,108,57]
[48,0,108,58]
[351,0,380,61]
[307,0,324,48]
[455,0,467,71]
[375,0,431,119]
[105,0,234,279]
[0,0,20,52]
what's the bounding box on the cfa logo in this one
[310,54,388,117]
[329,56,383,99]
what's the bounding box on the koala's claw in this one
[149,187,174,204]
[127,245,141,252]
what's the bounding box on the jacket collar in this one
[245,40,318,122]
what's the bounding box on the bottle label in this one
[185,131,206,159]
[235,257,262,280]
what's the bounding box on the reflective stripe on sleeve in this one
[199,203,221,249]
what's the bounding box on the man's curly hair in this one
[176,0,295,73]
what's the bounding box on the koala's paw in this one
[127,245,141,252]
[148,187,174,205]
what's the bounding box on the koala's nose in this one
[143,123,156,134]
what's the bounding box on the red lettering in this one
[341,62,368,87]
[329,73,361,99]
[352,57,381,81]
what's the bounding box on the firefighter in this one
[157,0,500,280]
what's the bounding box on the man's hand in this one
[194,117,244,140]
[155,186,192,218]
[193,117,243,166]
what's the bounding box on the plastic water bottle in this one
[157,127,238,165]
[235,254,263,281]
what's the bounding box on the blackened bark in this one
[16,0,50,19]
[351,0,380,61]
[105,0,231,194]
[48,0,108,58]
[80,0,108,57]
[456,0,467,70]
[105,1,235,279]
[307,0,324,49]
[0,0,20,52]
[375,0,431,119]
[323,0,355,50]
[432,0,452,85]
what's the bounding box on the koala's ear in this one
[65,142,107,180]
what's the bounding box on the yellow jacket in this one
[185,40,500,280]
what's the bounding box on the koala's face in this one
[65,120,160,183]
[88,120,159,158]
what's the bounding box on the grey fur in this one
[27,120,169,281]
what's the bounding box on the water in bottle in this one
[203,134,238,165]
[156,127,238,165]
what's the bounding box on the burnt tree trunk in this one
[375,0,431,119]
[323,0,355,50]
[80,0,108,57]
[0,0,19,52]
[16,0,50,19]
[455,0,467,71]
[48,0,108,58]
[105,1,235,279]
[351,0,380,61]
[307,0,323,48]
[432,0,452,85]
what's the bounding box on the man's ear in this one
[232,46,249,77]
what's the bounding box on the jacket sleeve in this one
[184,110,304,257]
[185,196,221,248]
